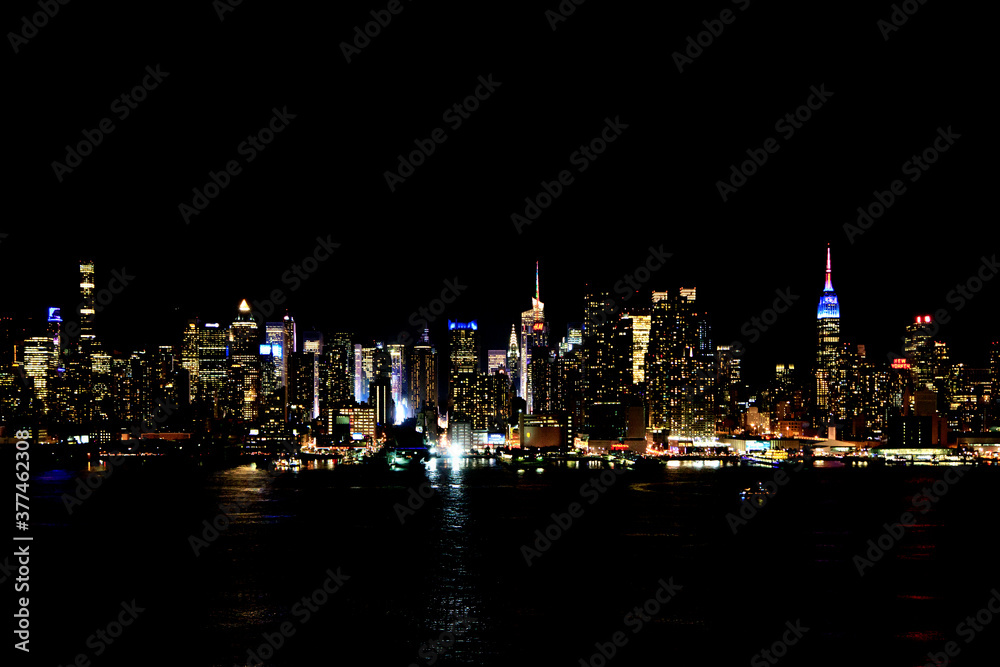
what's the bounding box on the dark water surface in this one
[22,457,1000,666]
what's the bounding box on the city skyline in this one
[4,248,996,392]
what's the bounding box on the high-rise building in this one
[354,343,363,402]
[368,343,393,425]
[487,350,507,375]
[612,316,634,398]
[388,343,406,422]
[410,329,438,412]
[904,315,935,392]
[360,344,376,403]
[520,262,548,412]
[816,244,841,420]
[528,346,555,415]
[287,350,318,423]
[302,331,323,419]
[283,313,297,357]
[630,311,651,385]
[228,300,261,421]
[259,343,279,401]
[181,319,200,402]
[991,341,1000,415]
[47,308,62,360]
[647,287,714,438]
[484,368,512,432]
[265,322,289,388]
[582,288,615,419]
[715,345,743,423]
[78,259,96,357]
[196,322,227,413]
[448,321,479,418]
[507,325,519,399]
[325,332,354,406]
[24,336,55,413]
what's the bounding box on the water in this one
[24,457,1000,666]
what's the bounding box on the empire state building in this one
[816,244,841,418]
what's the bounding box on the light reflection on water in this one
[421,457,494,664]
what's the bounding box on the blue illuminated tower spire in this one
[816,243,842,418]
[817,243,840,319]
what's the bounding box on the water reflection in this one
[422,457,491,664]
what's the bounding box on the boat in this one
[388,444,429,469]
[739,481,770,506]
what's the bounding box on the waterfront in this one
[26,457,1000,666]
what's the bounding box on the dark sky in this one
[5,0,991,386]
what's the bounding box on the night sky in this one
[5,0,990,386]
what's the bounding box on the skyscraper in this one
[904,315,935,392]
[647,287,713,438]
[487,350,507,375]
[228,299,261,420]
[520,262,548,412]
[325,332,354,406]
[410,329,438,413]
[816,244,841,420]
[181,319,200,402]
[506,325,519,399]
[630,311,651,385]
[197,322,227,414]
[448,320,479,418]
[78,259,96,358]
[302,331,323,418]
[582,288,615,421]
[990,341,999,418]
[387,343,405,422]
[24,336,55,414]
[265,322,289,388]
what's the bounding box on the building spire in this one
[535,260,540,302]
[824,243,833,292]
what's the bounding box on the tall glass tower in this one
[816,244,841,418]
[79,259,96,357]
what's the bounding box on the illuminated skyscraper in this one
[487,350,506,375]
[448,320,479,417]
[302,331,323,418]
[181,319,200,402]
[715,345,743,423]
[325,332,354,406]
[288,350,318,423]
[360,344,376,403]
[265,322,288,388]
[78,260,96,356]
[197,322,227,413]
[369,344,393,424]
[647,287,713,438]
[259,343,278,401]
[991,341,999,410]
[388,343,405,421]
[228,300,261,420]
[630,311,651,384]
[816,244,841,419]
[354,343,363,402]
[612,316,633,398]
[410,329,438,412]
[583,288,615,419]
[904,315,935,392]
[47,308,62,359]
[24,336,55,413]
[507,325,519,399]
[520,262,548,412]
[283,313,297,357]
